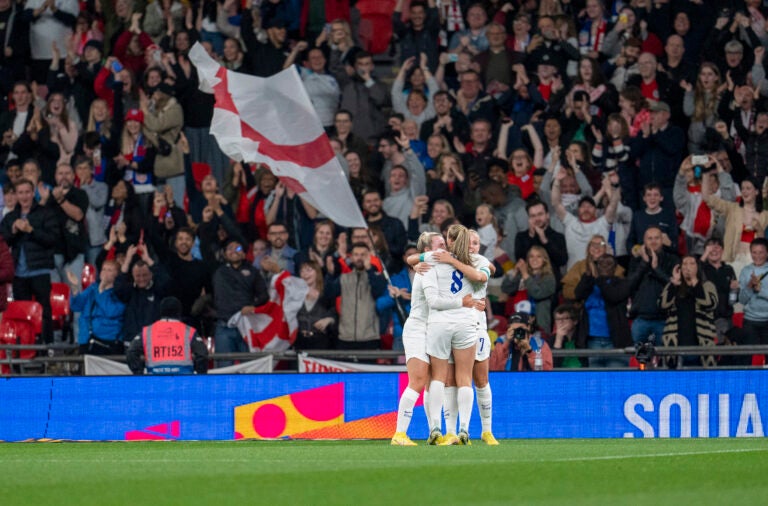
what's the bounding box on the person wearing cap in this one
[240,7,289,77]
[212,237,269,366]
[489,302,553,372]
[118,107,156,202]
[70,39,104,124]
[628,98,684,206]
[126,296,208,374]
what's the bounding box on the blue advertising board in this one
[0,371,765,441]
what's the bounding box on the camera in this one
[512,327,528,341]
[634,337,656,369]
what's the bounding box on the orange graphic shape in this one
[290,412,397,440]
[234,383,344,439]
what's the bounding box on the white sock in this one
[458,386,474,434]
[475,384,493,433]
[396,387,420,433]
[444,386,458,435]
[423,389,431,433]
[428,380,445,432]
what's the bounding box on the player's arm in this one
[433,250,488,283]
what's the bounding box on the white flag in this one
[189,43,367,228]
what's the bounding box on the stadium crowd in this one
[1,0,768,371]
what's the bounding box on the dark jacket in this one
[574,270,644,349]
[628,125,685,191]
[212,262,269,322]
[0,202,60,270]
[514,227,568,272]
[392,6,441,72]
[114,266,172,342]
[627,251,679,320]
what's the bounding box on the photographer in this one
[489,302,553,372]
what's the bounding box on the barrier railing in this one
[2,343,767,375]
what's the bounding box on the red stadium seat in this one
[357,0,397,55]
[50,283,72,343]
[82,263,97,290]
[0,301,44,373]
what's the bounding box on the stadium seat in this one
[81,263,97,290]
[50,283,72,343]
[357,0,397,55]
[0,301,44,373]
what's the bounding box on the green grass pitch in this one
[1,439,767,505]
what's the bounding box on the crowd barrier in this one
[1,369,765,441]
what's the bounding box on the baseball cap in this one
[84,39,103,54]
[508,300,532,325]
[649,101,670,113]
[125,108,144,124]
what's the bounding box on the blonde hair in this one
[528,245,553,276]
[416,231,441,253]
[86,98,112,137]
[585,234,607,259]
[447,224,472,266]
[436,152,465,180]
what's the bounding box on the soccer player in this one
[392,232,480,446]
[423,225,490,445]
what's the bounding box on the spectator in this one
[361,189,407,262]
[574,253,638,368]
[327,241,388,350]
[514,199,567,273]
[162,227,211,322]
[114,244,172,346]
[419,91,470,147]
[0,0,29,93]
[212,237,269,365]
[300,47,341,129]
[0,82,36,166]
[295,259,337,350]
[116,107,156,209]
[392,0,440,73]
[682,63,721,154]
[489,307,553,372]
[660,34,697,86]
[344,150,377,205]
[551,169,620,270]
[699,237,740,346]
[0,178,60,344]
[577,0,608,59]
[340,51,390,145]
[562,234,624,302]
[377,243,417,351]
[473,22,515,89]
[333,110,369,164]
[478,180,526,258]
[660,255,719,368]
[264,180,318,251]
[322,19,361,87]
[391,57,437,130]
[674,155,737,256]
[626,52,680,107]
[47,162,88,294]
[628,100,685,206]
[501,245,557,333]
[703,176,768,275]
[453,71,497,126]
[126,296,208,374]
[409,197,455,240]
[384,165,424,228]
[448,3,489,57]
[240,11,289,77]
[69,259,125,355]
[627,225,679,345]
[551,304,581,368]
[23,0,79,83]
[738,238,768,356]
[626,183,679,256]
[74,156,108,264]
[255,221,297,279]
[140,83,184,207]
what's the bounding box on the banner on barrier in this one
[84,355,273,375]
[1,371,765,441]
[297,353,407,373]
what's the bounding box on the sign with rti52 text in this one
[0,371,764,441]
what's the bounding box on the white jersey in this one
[422,260,474,323]
[470,253,492,301]
[403,253,440,328]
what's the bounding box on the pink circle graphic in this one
[252,404,287,438]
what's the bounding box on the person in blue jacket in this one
[69,259,126,355]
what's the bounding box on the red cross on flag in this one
[189,43,367,228]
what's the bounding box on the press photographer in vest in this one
[126,296,208,374]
